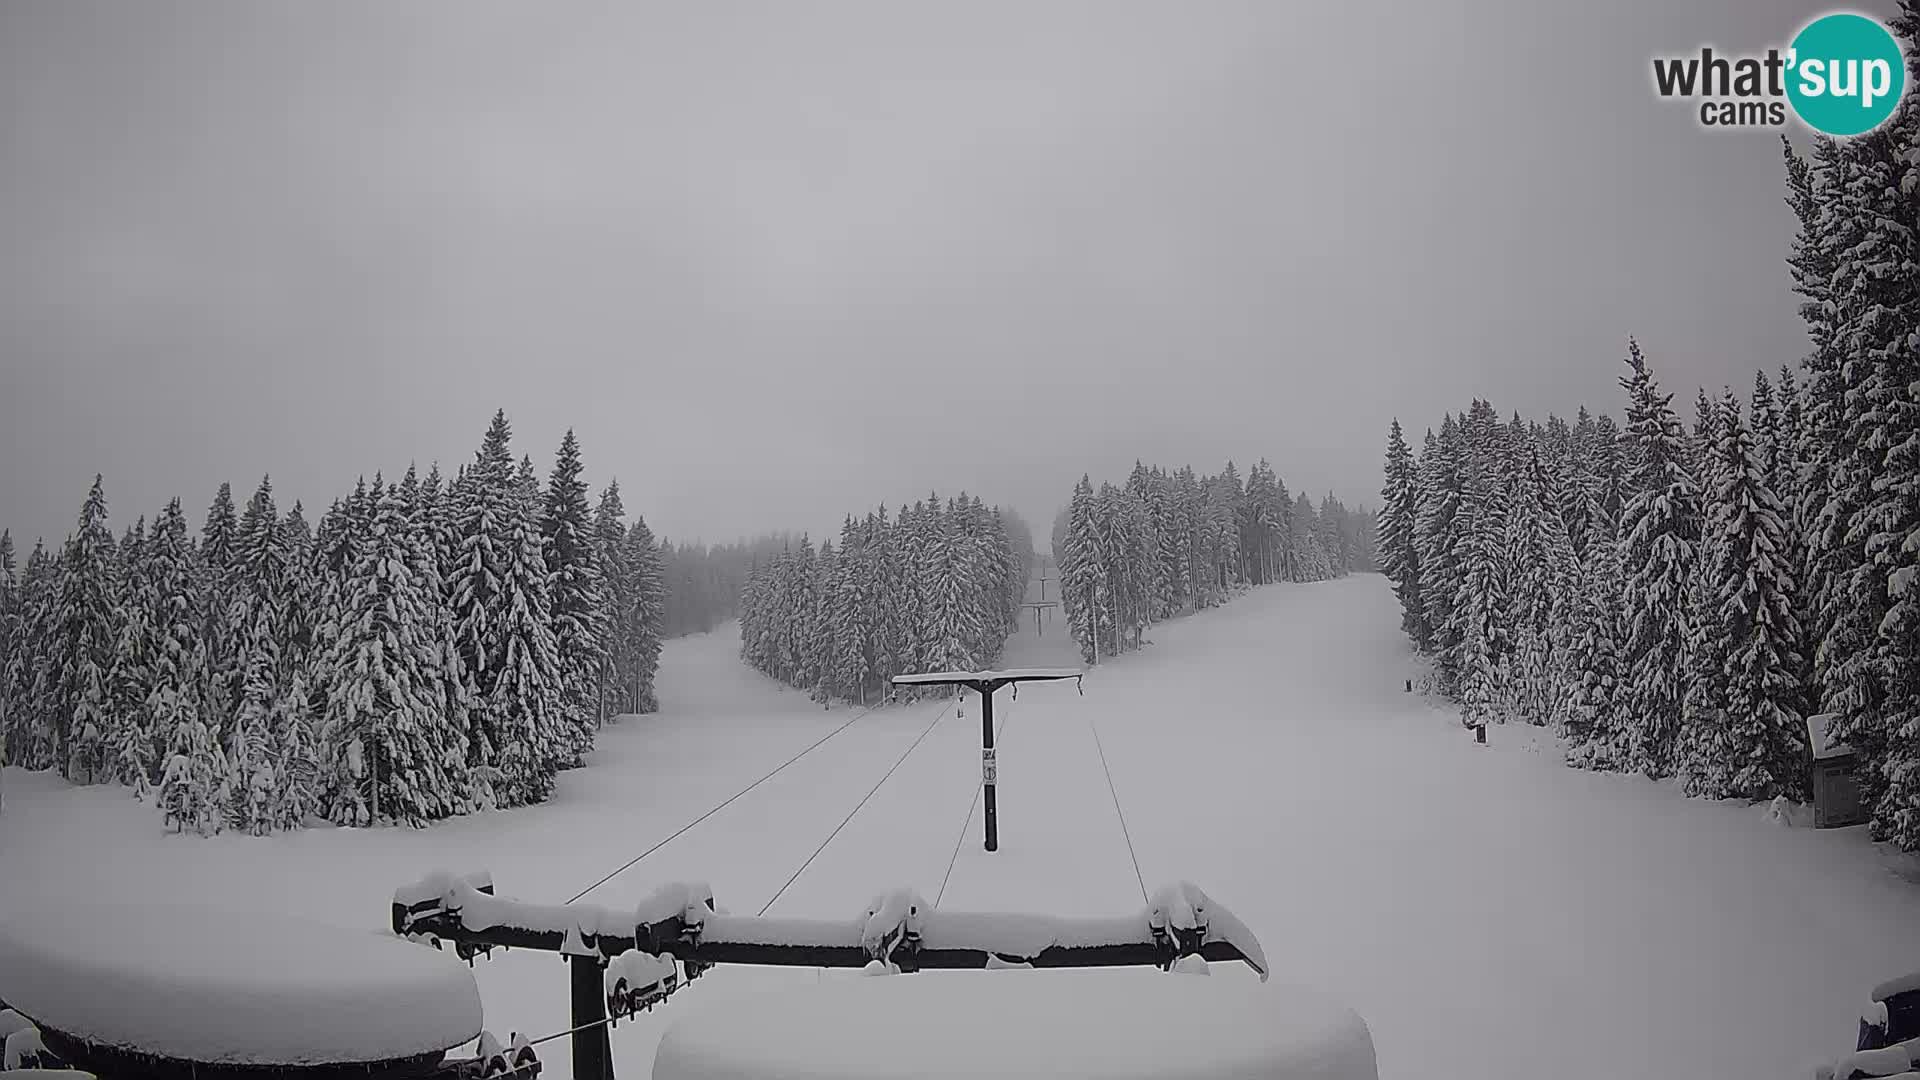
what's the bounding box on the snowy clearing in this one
[3,578,1918,1079]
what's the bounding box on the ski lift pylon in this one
[889,668,1084,851]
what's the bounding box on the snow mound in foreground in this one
[0,900,482,1066]
[650,967,1376,1079]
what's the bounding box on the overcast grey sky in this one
[0,0,1850,550]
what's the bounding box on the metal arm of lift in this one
[392,873,1268,980]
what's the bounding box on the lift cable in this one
[566,700,888,905]
[1086,709,1150,907]
[757,698,957,917]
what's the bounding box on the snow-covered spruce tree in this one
[403,466,475,815]
[541,431,607,757]
[1186,474,1218,608]
[1790,133,1903,822]
[812,529,846,702]
[1380,420,1427,649]
[592,481,635,716]
[925,515,981,678]
[452,413,568,807]
[1062,476,1104,664]
[1211,464,1245,595]
[1416,419,1468,692]
[1795,136,1885,794]
[324,475,471,826]
[4,543,55,770]
[10,540,41,769]
[1614,340,1703,779]
[1292,492,1333,583]
[738,556,770,675]
[1315,492,1351,577]
[1590,413,1629,543]
[776,535,814,690]
[1454,457,1511,729]
[449,417,513,802]
[789,538,815,685]
[1176,468,1208,606]
[831,517,871,703]
[1749,370,1787,506]
[1565,409,1602,557]
[1781,139,1843,703]
[301,495,355,808]
[1503,445,1576,726]
[1240,461,1278,585]
[272,669,321,830]
[875,507,909,688]
[106,517,158,796]
[1155,470,1191,619]
[1006,506,1037,603]
[233,478,289,647]
[0,531,16,777]
[146,500,218,832]
[227,605,280,834]
[1677,390,1733,795]
[280,502,315,673]
[1107,480,1142,647]
[135,501,205,811]
[1095,484,1139,653]
[57,476,119,783]
[983,500,1022,649]
[1562,532,1626,766]
[626,514,665,713]
[1866,0,1920,848]
[198,482,243,746]
[157,638,227,837]
[223,476,291,824]
[1696,389,1809,802]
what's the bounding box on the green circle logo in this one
[1787,13,1907,136]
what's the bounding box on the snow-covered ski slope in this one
[4,575,1919,1079]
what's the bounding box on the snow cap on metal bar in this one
[891,668,1083,685]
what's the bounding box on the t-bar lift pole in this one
[890,668,1083,852]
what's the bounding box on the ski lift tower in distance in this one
[891,667,1084,852]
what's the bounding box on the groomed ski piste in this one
[4,575,1920,1079]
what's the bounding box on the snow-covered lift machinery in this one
[0,899,539,1080]
[389,870,1268,1080]
[889,668,1083,852]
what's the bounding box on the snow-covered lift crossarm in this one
[391,871,1268,1080]
[392,872,1266,978]
[890,667,1084,851]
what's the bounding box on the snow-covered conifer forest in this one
[1378,97,1920,850]
[1053,462,1376,663]
[0,410,674,833]
[736,499,1036,703]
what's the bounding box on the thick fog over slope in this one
[0,0,1826,543]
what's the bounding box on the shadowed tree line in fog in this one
[1054,459,1376,663]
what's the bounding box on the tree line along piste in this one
[1053,461,1377,663]
[736,499,1037,705]
[0,411,808,834]
[1376,16,1920,851]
